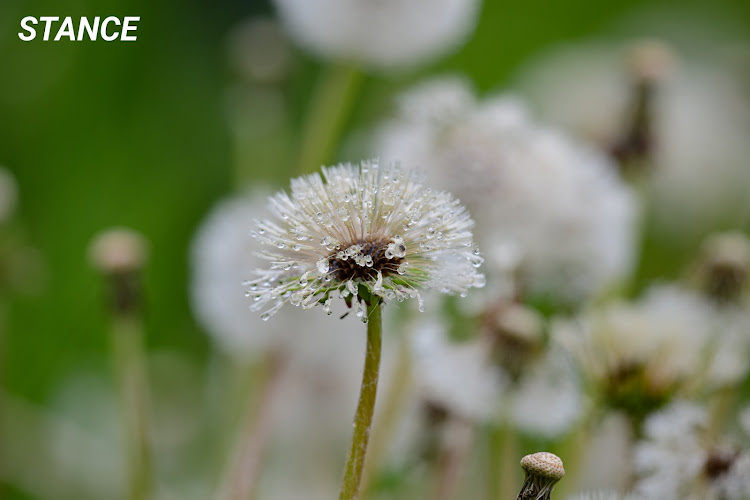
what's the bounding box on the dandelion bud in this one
[626,39,676,85]
[517,452,565,500]
[89,227,148,314]
[89,228,148,274]
[692,231,750,303]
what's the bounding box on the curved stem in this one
[294,63,362,176]
[339,301,383,500]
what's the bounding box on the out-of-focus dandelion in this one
[633,400,750,500]
[271,0,481,71]
[689,231,750,304]
[517,452,565,500]
[411,320,504,424]
[89,228,153,500]
[249,160,484,500]
[514,39,750,237]
[376,77,637,304]
[272,0,483,177]
[553,285,714,424]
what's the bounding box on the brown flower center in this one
[327,237,405,282]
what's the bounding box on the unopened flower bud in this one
[89,228,148,315]
[692,231,750,303]
[627,39,676,85]
[89,228,148,275]
[517,452,565,500]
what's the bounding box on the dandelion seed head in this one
[271,0,481,70]
[514,39,750,237]
[553,285,714,415]
[377,77,637,303]
[634,400,750,500]
[247,160,484,320]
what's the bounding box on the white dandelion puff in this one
[271,0,481,70]
[376,77,637,303]
[634,400,750,500]
[246,160,485,321]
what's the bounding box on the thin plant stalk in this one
[359,335,411,498]
[339,300,383,500]
[112,313,153,500]
[216,351,287,500]
[486,423,518,500]
[294,63,362,176]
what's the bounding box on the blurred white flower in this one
[553,285,715,412]
[247,160,485,321]
[514,40,750,236]
[271,0,481,70]
[410,320,505,423]
[507,347,583,438]
[377,77,637,303]
[634,400,750,500]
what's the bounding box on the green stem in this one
[360,334,411,499]
[294,63,362,176]
[112,314,153,500]
[339,301,383,500]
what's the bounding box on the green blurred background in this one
[1,0,749,497]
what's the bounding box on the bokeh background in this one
[1,0,750,499]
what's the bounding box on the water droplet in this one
[317,258,330,273]
[260,312,271,321]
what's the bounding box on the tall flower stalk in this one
[89,228,153,500]
[339,297,382,500]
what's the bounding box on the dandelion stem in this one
[339,300,383,500]
[294,63,362,176]
[112,313,153,500]
[360,335,411,498]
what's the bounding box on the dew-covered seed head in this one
[517,452,565,500]
[246,160,484,321]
